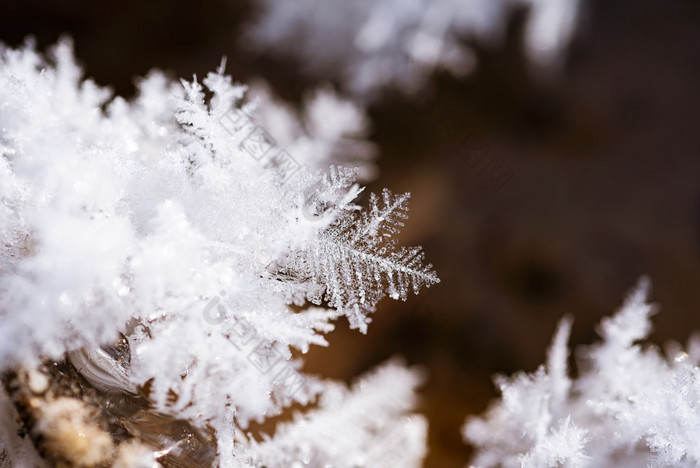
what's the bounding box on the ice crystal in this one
[248,82,378,181]
[237,360,427,468]
[465,278,700,467]
[0,39,436,466]
[292,188,439,332]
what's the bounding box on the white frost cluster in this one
[0,39,436,466]
[246,0,581,96]
[249,82,378,181]
[238,360,428,468]
[465,278,700,468]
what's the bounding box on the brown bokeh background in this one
[2,0,700,465]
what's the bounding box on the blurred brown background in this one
[2,0,700,465]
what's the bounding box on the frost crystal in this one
[0,39,436,466]
[465,278,700,467]
[246,0,581,96]
[237,360,427,468]
[292,187,439,332]
[248,82,379,181]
